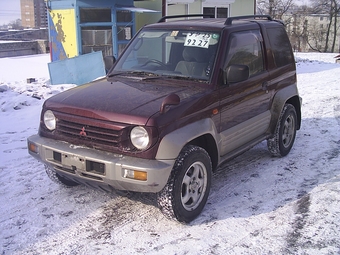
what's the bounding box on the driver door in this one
[218,30,272,156]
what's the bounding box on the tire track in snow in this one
[281,96,340,253]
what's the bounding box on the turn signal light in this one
[124,169,147,181]
[28,142,38,154]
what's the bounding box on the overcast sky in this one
[0,0,21,25]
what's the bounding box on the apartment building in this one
[21,0,48,28]
[285,13,340,53]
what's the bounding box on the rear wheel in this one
[45,165,79,187]
[267,104,297,157]
[157,145,212,223]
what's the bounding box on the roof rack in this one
[225,15,273,25]
[157,14,214,23]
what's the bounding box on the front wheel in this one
[157,145,212,223]
[267,104,297,157]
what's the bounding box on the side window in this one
[267,27,293,67]
[225,30,264,77]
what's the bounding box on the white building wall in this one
[133,0,255,30]
[230,0,254,16]
[165,0,255,17]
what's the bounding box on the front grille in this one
[53,112,129,152]
[57,119,120,147]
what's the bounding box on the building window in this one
[203,7,215,17]
[116,10,132,23]
[217,8,228,18]
[80,8,111,23]
[203,6,228,18]
[81,26,113,57]
[80,8,113,57]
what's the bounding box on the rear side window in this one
[267,27,294,67]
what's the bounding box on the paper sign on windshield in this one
[184,33,211,48]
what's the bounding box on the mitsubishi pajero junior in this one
[28,15,302,223]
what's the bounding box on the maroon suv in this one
[28,15,301,223]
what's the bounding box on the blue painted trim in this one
[79,22,113,27]
[75,6,81,56]
[48,13,67,61]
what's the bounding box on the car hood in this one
[44,77,207,125]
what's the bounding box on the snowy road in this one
[0,53,339,254]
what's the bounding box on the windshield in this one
[111,29,220,81]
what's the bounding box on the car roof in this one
[146,18,226,30]
[144,15,283,31]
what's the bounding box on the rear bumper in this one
[27,134,174,193]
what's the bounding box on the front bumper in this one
[27,134,174,193]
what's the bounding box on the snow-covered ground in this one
[0,53,339,255]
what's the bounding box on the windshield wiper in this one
[108,71,206,82]
[108,71,159,78]
[107,71,129,78]
[169,74,205,82]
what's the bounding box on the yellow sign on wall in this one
[49,9,78,60]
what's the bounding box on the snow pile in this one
[0,55,75,113]
[0,53,339,255]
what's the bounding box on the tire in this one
[45,164,79,187]
[267,104,297,157]
[157,145,212,223]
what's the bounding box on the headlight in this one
[130,126,149,150]
[43,110,56,131]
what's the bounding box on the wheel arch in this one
[188,134,219,171]
[286,95,302,130]
[269,84,302,134]
[156,118,220,171]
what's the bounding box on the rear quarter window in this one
[267,27,294,67]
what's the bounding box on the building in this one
[285,13,340,53]
[46,0,255,62]
[21,0,48,28]
[136,0,256,31]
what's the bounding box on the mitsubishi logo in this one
[79,127,87,136]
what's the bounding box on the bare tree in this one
[306,17,326,52]
[7,19,23,30]
[257,0,296,19]
[256,0,340,52]
[330,0,340,52]
[311,0,340,52]
[289,10,309,52]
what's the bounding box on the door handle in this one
[262,81,268,90]
[262,81,269,93]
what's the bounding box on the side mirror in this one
[223,64,249,85]
[160,93,180,113]
[104,56,116,73]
